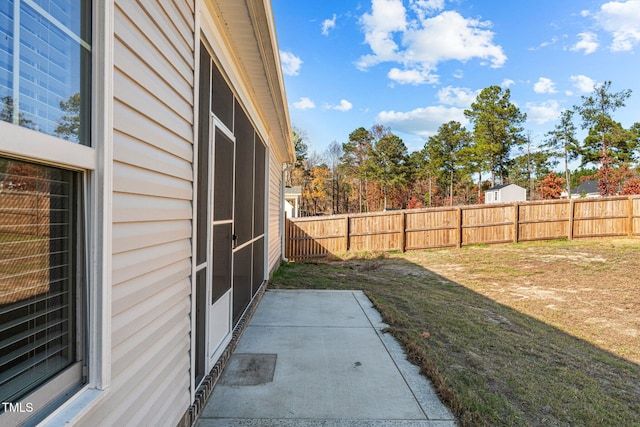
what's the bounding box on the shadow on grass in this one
[270,257,640,427]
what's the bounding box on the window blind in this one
[0,158,76,406]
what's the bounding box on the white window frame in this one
[0,0,113,424]
[0,148,90,426]
[0,132,98,426]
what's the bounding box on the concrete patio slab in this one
[196,290,456,427]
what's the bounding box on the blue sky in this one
[271,0,640,160]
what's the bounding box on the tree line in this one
[286,81,640,216]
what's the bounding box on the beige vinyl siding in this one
[113,103,193,161]
[77,1,195,425]
[112,193,192,222]
[268,151,283,274]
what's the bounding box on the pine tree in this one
[464,86,527,186]
[545,109,580,196]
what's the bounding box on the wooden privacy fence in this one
[285,196,640,260]
[0,191,51,237]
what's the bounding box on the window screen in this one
[0,157,82,408]
[211,224,232,304]
[232,244,252,325]
[211,62,233,131]
[213,129,234,222]
[253,137,265,237]
[196,44,211,266]
[233,101,254,246]
[252,237,264,296]
[194,268,206,385]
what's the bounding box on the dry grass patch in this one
[400,238,640,364]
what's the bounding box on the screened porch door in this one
[207,125,235,363]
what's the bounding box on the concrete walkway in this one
[196,290,456,426]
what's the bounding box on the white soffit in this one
[205,0,294,163]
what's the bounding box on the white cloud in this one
[357,3,506,83]
[409,0,446,20]
[401,11,507,67]
[388,67,438,85]
[570,74,596,93]
[280,51,303,76]
[501,78,515,88]
[533,77,557,94]
[596,0,640,52]
[526,100,561,124]
[436,86,478,107]
[293,97,315,110]
[571,32,599,54]
[357,0,407,69]
[363,0,408,34]
[375,105,468,136]
[530,36,560,51]
[322,14,337,36]
[327,99,353,112]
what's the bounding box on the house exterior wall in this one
[75,1,196,426]
[502,185,526,202]
[0,0,291,425]
[269,151,284,275]
[486,185,526,204]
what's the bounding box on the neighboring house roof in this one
[486,183,523,191]
[572,180,599,195]
[285,185,302,197]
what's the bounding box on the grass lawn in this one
[270,238,640,427]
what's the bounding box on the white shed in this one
[285,185,302,218]
[0,1,294,426]
[485,184,527,204]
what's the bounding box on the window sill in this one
[37,387,108,427]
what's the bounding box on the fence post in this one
[400,212,406,252]
[284,216,290,260]
[627,196,634,237]
[513,203,520,243]
[345,215,350,252]
[456,207,463,248]
[568,199,575,240]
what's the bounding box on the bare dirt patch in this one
[393,239,640,364]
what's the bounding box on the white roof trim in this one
[203,0,294,163]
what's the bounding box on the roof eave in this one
[207,0,295,164]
